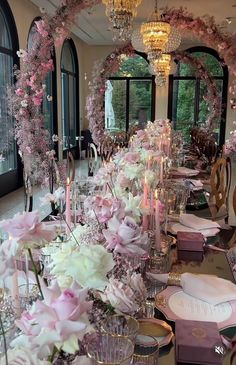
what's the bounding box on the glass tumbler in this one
[86,333,134,365]
[102,315,139,341]
[133,335,159,365]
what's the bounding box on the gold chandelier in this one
[150,53,171,86]
[140,0,171,61]
[102,0,142,41]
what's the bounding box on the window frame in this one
[60,39,79,157]
[108,51,156,131]
[0,0,21,198]
[168,46,228,146]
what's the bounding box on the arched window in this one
[0,0,20,197]
[61,39,79,151]
[168,47,228,145]
[28,18,57,139]
[106,53,155,131]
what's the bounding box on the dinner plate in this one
[138,318,174,347]
[155,287,236,330]
[167,222,220,238]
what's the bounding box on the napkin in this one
[179,213,220,231]
[168,222,219,237]
[188,179,203,190]
[171,167,199,176]
[148,272,236,305]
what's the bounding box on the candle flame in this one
[155,189,158,200]
[144,174,147,184]
[66,177,70,185]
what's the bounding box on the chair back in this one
[233,185,236,216]
[209,157,231,219]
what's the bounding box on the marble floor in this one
[0,159,90,221]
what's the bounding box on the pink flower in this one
[92,196,125,223]
[15,88,25,96]
[104,278,137,314]
[35,20,48,38]
[0,211,56,247]
[103,216,148,255]
[15,281,93,356]
[117,172,132,189]
[123,152,140,164]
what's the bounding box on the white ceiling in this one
[29,0,236,47]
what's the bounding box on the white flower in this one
[52,244,115,291]
[124,164,144,180]
[121,193,142,222]
[52,134,59,142]
[47,95,53,101]
[16,49,27,58]
[21,100,28,108]
[0,348,49,365]
[0,154,5,163]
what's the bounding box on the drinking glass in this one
[86,333,134,365]
[102,315,139,341]
[133,335,159,365]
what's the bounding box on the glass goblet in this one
[86,333,134,365]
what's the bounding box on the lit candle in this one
[147,156,152,170]
[143,174,148,206]
[155,189,161,251]
[65,177,71,235]
[160,156,164,184]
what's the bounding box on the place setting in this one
[1,0,236,364]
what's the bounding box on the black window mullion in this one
[194,78,200,125]
[126,79,130,132]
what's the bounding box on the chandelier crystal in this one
[149,53,171,86]
[140,0,171,61]
[102,0,142,41]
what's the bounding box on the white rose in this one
[0,348,49,365]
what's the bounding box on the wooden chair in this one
[208,157,231,221]
[233,185,236,216]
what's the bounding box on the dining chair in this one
[233,185,236,216]
[208,157,231,221]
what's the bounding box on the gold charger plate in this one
[138,318,174,348]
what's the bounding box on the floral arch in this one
[9,0,236,184]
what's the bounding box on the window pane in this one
[177,52,223,77]
[107,80,126,131]
[43,71,53,136]
[61,72,69,149]
[129,79,152,129]
[61,41,74,72]
[69,74,76,147]
[172,79,195,142]
[112,54,151,77]
[0,53,16,174]
[0,8,11,49]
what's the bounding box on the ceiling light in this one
[102,0,142,41]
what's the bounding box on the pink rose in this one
[117,172,132,189]
[0,211,56,246]
[124,152,140,164]
[104,278,137,314]
[103,216,148,255]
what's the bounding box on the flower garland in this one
[86,43,135,146]
[174,52,222,128]
[163,7,236,92]
[9,2,236,179]
[9,0,100,184]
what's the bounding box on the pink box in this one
[177,231,204,262]
[175,319,223,365]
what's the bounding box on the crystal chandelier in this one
[149,53,171,86]
[102,0,142,41]
[140,0,171,61]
